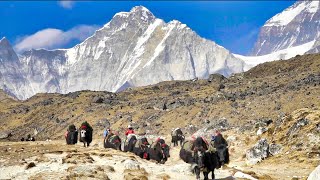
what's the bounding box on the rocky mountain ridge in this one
[0,6,244,100]
[251,0,320,55]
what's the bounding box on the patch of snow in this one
[143,21,174,68]
[234,40,316,70]
[307,1,319,13]
[114,12,129,18]
[98,40,106,49]
[265,2,308,27]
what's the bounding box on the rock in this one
[166,100,183,109]
[287,118,309,137]
[123,159,140,170]
[226,136,237,142]
[26,162,36,169]
[0,131,12,139]
[257,127,268,135]
[153,101,167,110]
[195,118,230,137]
[246,138,269,165]
[308,165,320,180]
[64,91,81,99]
[207,74,226,83]
[269,143,282,155]
[234,171,258,180]
[95,118,110,128]
[92,96,104,103]
[255,118,273,128]
[239,124,254,133]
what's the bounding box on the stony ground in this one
[0,140,236,180]
[0,127,318,180]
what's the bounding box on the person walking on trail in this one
[103,128,110,138]
[212,130,229,166]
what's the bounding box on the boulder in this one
[257,127,268,135]
[308,165,320,180]
[287,118,309,137]
[234,171,258,180]
[123,159,140,170]
[207,74,226,83]
[269,143,282,155]
[246,138,269,165]
[92,96,104,103]
[0,131,12,139]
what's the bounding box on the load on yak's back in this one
[65,124,78,145]
[171,128,185,147]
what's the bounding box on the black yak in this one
[65,124,78,145]
[180,137,220,180]
[123,134,137,152]
[132,137,150,159]
[147,138,170,164]
[104,133,122,150]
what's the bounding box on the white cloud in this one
[59,1,75,9]
[15,25,99,52]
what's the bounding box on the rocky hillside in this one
[0,53,319,179]
[0,53,318,140]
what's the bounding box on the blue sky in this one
[0,1,295,55]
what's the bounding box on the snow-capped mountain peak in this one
[251,0,320,56]
[264,1,319,27]
[0,37,10,46]
[0,6,245,100]
[0,37,19,62]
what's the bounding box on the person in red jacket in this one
[125,125,135,136]
[125,125,135,146]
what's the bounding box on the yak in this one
[79,129,92,147]
[132,137,150,159]
[171,128,185,147]
[123,134,137,152]
[147,138,170,164]
[104,133,122,150]
[180,137,220,180]
[66,124,78,145]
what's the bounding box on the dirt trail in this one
[0,140,236,180]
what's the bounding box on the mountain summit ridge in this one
[0,6,245,100]
[251,0,320,56]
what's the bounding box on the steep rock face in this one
[63,6,244,93]
[0,6,244,99]
[251,1,320,55]
[19,49,67,97]
[0,37,27,99]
